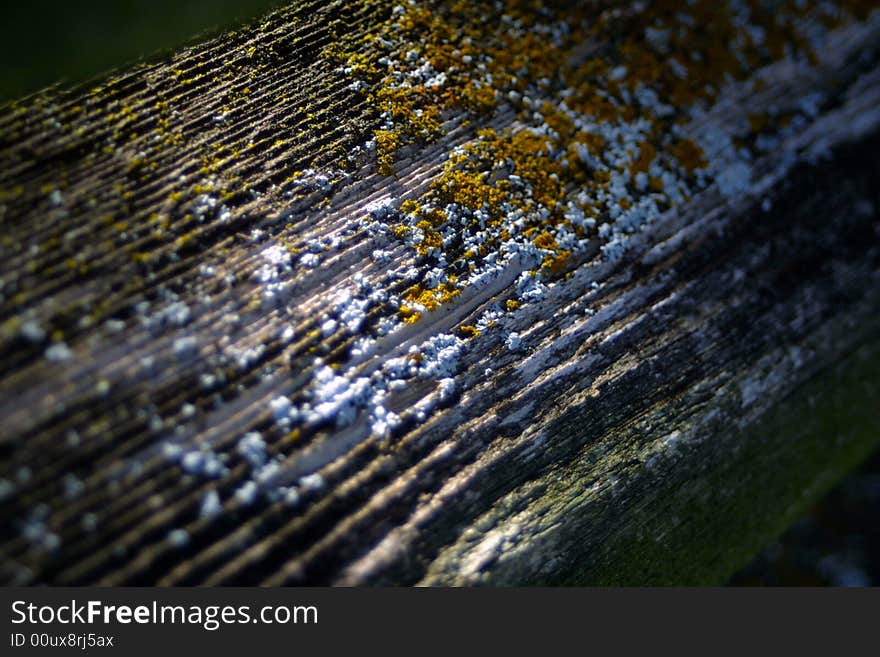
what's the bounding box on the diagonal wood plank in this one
[1,1,879,585]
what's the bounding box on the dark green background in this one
[2,1,285,100]
[2,0,877,586]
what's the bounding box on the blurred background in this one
[2,0,879,586]
[730,449,880,586]
[2,1,284,100]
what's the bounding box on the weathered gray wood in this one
[1,1,879,585]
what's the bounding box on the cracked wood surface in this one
[1,2,879,585]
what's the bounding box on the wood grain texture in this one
[1,1,879,585]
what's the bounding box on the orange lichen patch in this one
[420,207,447,228]
[414,221,443,255]
[532,231,558,251]
[398,305,422,324]
[671,138,707,172]
[433,169,507,213]
[567,86,623,124]
[457,324,480,339]
[593,170,611,185]
[373,86,443,138]
[542,250,571,274]
[577,131,606,156]
[391,225,411,239]
[332,0,866,323]
[458,84,499,114]
[402,281,461,321]
[400,199,421,215]
[375,129,402,177]
[332,1,589,176]
[432,125,567,220]
[541,101,575,141]
[632,141,657,175]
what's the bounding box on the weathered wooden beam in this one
[1,1,284,100]
[1,1,879,585]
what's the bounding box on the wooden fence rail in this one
[1,1,879,585]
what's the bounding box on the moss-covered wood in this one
[1,1,879,585]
